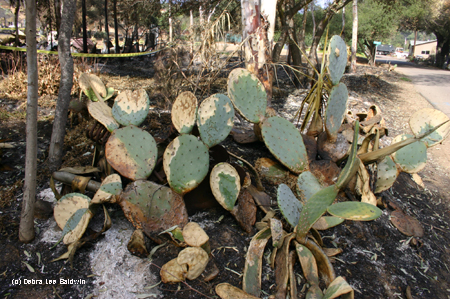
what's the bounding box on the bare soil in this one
[0,55,450,299]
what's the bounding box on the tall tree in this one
[350,0,358,72]
[114,0,119,53]
[20,0,38,243]
[10,0,21,46]
[48,0,77,171]
[105,0,110,53]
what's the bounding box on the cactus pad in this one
[409,108,450,148]
[91,174,122,204]
[163,134,209,194]
[328,35,347,85]
[227,68,267,123]
[297,171,323,202]
[277,184,302,227]
[197,94,235,148]
[172,91,198,134]
[54,193,91,231]
[375,156,399,193]
[391,134,427,174]
[312,216,345,230]
[261,116,309,174]
[112,89,150,126]
[79,73,107,101]
[327,202,382,221]
[297,185,339,240]
[325,83,348,143]
[105,125,157,180]
[210,162,241,211]
[120,180,188,233]
[61,208,93,245]
[87,100,120,132]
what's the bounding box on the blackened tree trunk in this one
[48,0,77,172]
[105,0,110,53]
[114,0,119,53]
[54,0,61,36]
[20,0,38,243]
[82,0,87,53]
[13,0,20,46]
[435,33,450,68]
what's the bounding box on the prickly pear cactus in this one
[54,193,91,230]
[172,91,198,134]
[79,73,107,101]
[325,83,348,143]
[297,171,323,202]
[375,156,399,193]
[92,174,122,204]
[327,202,382,221]
[409,108,450,148]
[277,184,302,227]
[87,100,120,132]
[261,116,309,174]
[227,68,267,123]
[120,180,188,233]
[53,193,92,245]
[391,134,427,174]
[105,125,157,181]
[328,35,348,85]
[297,185,339,240]
[111,89,150,126]
[163,134,209,194]
[210,162,241,211]
[197,94,235,148]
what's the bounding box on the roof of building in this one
[409,40,437,46]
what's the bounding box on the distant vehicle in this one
[376,44,395,55]
[395,47,404,52]
[396,52,408,58]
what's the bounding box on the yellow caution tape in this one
[0,45,168,57]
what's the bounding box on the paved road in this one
[377,56,450,117]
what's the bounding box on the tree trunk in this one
[20,0,38,243]
[105,0,110,53]
[299,6,308,53]
[54,0,61,36]
[350,0,358,73]
[82,0,87,53]
[272,29,289,63]
[435,34,450,68]
[287,0,302,87]
[169,0,173,43]
[413,30,417,57]
[114,0,119,53]
[14,0,20,46]
[48,0,77,172]
[341,7,345,39]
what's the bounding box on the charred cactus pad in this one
[172,91,198,134]
[261,116,309,174]
[163,134,209,195]
[391,134,427,174]
[210,162,241,211]
[227,68,267,124]
[409,108,450,148]
[120,180,188,233]
[197,93,235,148]
[112,89,150,126]
[105,125,157,181]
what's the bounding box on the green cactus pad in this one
[391,134,427,174]
[261,116,309,174]
[87,100,120,132]
[210,162,241,211]
[297,185,339,240]
[79,73,107,102]
[54,193,91,231]
[91,174,122,204]
[84,86,115,102]
[163,134,209,194]
[172,91,198,134]
[197,94,235,148]
[328,35,348,85]
[120,180,188,233]
[297,171,323,202]
[105,125,157,180]
[325,83,348,143]
[409,108,450,148]
[327,202,382,221]
[227,68,267,123]
[375,156,399,193]
[277,184,302,227]
[111,89,150,126]
[336,120,360,190]
[312,216,345,230]
[242,227,271,297]
[295,242,319,286]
